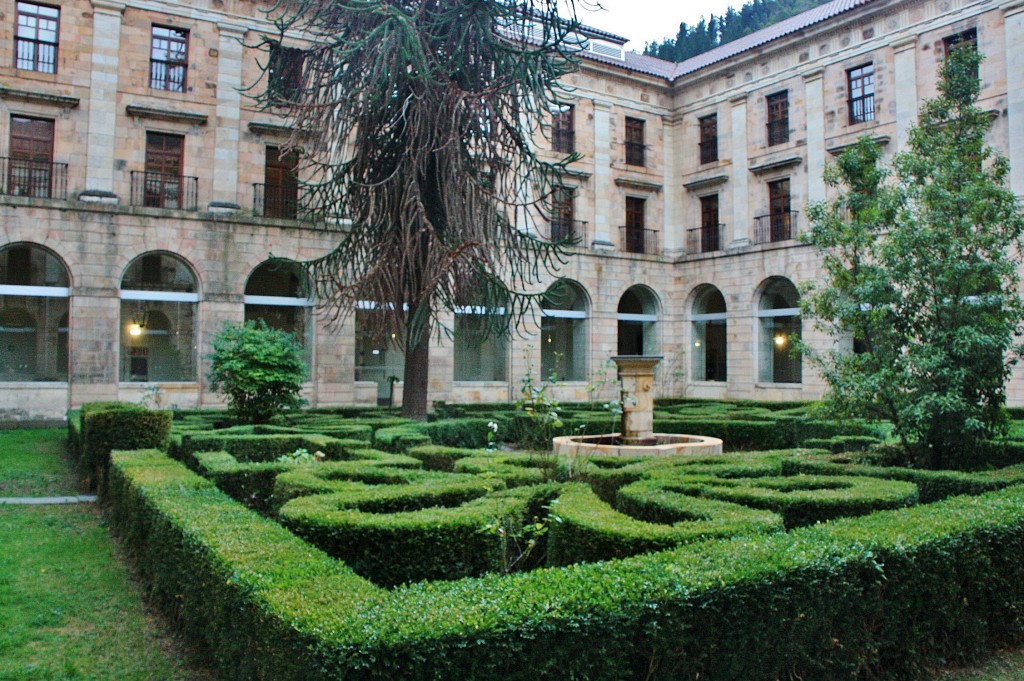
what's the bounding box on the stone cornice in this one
[0,86,80,109]
[614,176,663,192]
[682,173,729,191]
[749,155,803,175]
[826,135,890,156]
[125,105,208,126]
[248,121,295,137]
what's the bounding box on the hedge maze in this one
[70,401,1024,680]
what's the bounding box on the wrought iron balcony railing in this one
[767,119,790,146]
[253,183,300,219]
[619,225,659,255]
[699,139,718,165]
[687,224,724,254]
[0,157,67,199]
[547,218,588,245]
[754,211,798,244]
[624,141,646,167]
[551,129,575,154]
[130,171,198,210]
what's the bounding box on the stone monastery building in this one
[1,0,1022,420]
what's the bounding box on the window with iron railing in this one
[549,186,584,243]
[696,194,721,252]
[766,91,789,146]
[698,114,718,164]
[624,117,646,166]
[5,116,65,199]
[552,105,575,154]
[257,146,299,219]
[267,42,305,103]
[847,63,875,125]
[15,2,58,74]
[622,196,658,254]
[150,25,188,92]
[943,27,979,79]
[754,179,796,243]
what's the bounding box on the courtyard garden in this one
[6,397,1012,680]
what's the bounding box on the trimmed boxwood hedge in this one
[546,482,783,565]
[659,473,920,528]
[105,448,1024,681]
[79,402,171,488]
[174,432,358,466]
[280,484,556,586]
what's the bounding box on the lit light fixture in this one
[129,323,143,337]
[694,341,701,348]
[774,334,787,347]
[128,310,149,338]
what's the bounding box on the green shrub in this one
[80,402,171,488]
[208,320,307,424]
[454,452,553,486]
[176,432,356,466]
[546,482,783,565]
[280,484,552,585]
[105,448,1024,681]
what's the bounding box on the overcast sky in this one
[570,0,740,51]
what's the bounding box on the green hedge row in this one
[546,482,783,565]
[193,448,422,513]
[658,473,919,528]
[75,402,171,488]
[281,484,556,586]
[173,432,364,466]
[105,448,1024,680]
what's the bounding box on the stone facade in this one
[0,0,1021,420]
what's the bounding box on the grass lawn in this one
[0,429,216,681]
[0,429,80,497]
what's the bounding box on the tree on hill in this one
[645,0,831,62]
[801,47,1024,469]
[255,1,583,419]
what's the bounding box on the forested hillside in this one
[644,0,833,62]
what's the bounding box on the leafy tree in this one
[801,47,1024,468]
[256,0,582,419]
[208,320,307,424]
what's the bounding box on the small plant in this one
[485,421,499,452]
[276,448,325,464]
[138,384,164,409]
[208,320,307,424]
[513,366,564,450]
[481,510,552,574]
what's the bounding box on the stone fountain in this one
[552,355,723,457]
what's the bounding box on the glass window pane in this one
[454,314,507,382]
[0,295,68,381]
[119,300,196,382]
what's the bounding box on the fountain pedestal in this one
[612,355,660,445]
[551,354,724,457]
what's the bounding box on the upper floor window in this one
[943,28,977,56]
[766,91,789,146]
[150,26,188,92]
[847,63,875,125]
[551,105,575,154]
[259,146,299,219]
[15,2,58,74]
[624,117,645,167]
[130,132,197,211]
[549,185,580,242]
[7,116,58,198]
[699,114,718,164]
[267,43,305,103]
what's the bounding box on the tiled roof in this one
[579,0,877,82]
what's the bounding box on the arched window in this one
[617,286,658,356]
[541,280,588,381]
[120,252,198,382]
[692,285,727,382]
[0,243,69,381]
[757,277,801,384]
[244,260,312,368]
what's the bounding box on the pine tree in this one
[256,1,582,418]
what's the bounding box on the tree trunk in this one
[401,331,431,420]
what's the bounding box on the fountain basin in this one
[553,433,724,457]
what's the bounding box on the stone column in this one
[662,113,683,254]
[592,101,614,249]
[68,295,120,406]
[613,355,661,444]
[83,0,125,198]
[892,37,918,152]
[1003,1,1024,197]
[211,22,248,210]
[729,94,749,247]
[803,68,826,203]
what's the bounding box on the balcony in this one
[687,224,724,254]
[0,157,67,199]
[699,139,718,165]
[767,119,789,146]
[754,211,798,244]
[546,218,587,245]
[619,226,659,255]
[253,183,299,219]
[624,141,646,167]
[130,171,198,210]
[551,129,575,155]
